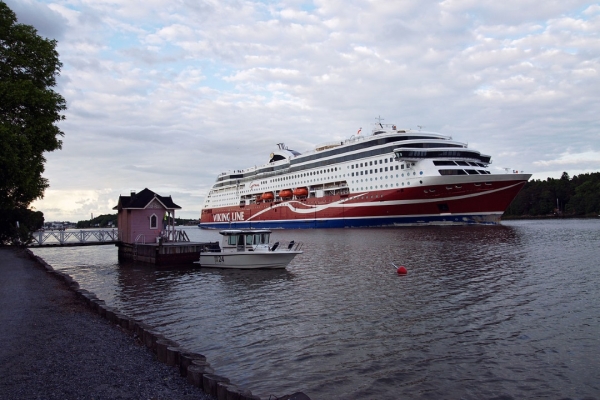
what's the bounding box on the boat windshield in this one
[259,233,270,244]
[227,232,270,246]
[247,233,270,245]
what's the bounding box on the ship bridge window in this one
[478,170,488,174]
[439,169,468,176]
[465,169,480,175]
[455,161,470,166]
[270,154,287,162]
[433,161,457,166]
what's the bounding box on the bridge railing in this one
[30,229,119,246]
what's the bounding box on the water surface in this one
[32,220,600,399]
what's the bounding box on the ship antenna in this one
[375,115,384,128]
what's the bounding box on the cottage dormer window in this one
[150,214,158,229]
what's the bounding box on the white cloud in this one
[534,150,600,167]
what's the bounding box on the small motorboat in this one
[195,229,303,269]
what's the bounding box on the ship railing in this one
[279,241,303,252]
[344,135,366,145]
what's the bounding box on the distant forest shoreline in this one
[503,171,600,218]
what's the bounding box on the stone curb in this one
[24,249,311,400]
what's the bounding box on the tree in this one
[0,2,66,244]
[76,214,118,229]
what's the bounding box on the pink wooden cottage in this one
[113,188,180,244]
[113,188,202,264]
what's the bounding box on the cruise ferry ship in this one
[199,121,530,229]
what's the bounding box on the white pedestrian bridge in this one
[29,229,119,247]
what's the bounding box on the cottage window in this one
[150,214,158,229]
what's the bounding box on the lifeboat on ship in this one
[279,189,293,199]
[293,187,309,197]
[255,195,263,204]
[261,192,274,201]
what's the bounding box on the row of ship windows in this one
[439,169,491,176]
[350,158,396,168]
[351,166,414,176]
[424,183,493,193]
[353,171,421,181]
[434,160,488,168]
[271,167,340,182]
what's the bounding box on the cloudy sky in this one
[6,0,600,221]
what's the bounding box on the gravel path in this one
[0,247,214,400]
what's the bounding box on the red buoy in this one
[397,266,407,275]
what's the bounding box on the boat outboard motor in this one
[270,242,279,252]
[287,240,295,250]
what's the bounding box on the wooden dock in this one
[117,241,216,265]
